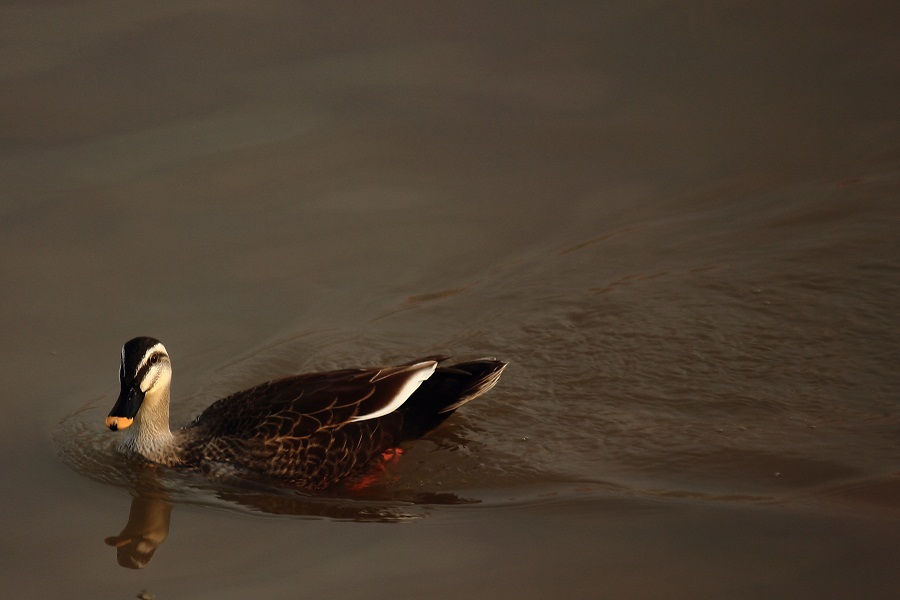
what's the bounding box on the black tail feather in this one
[398,358,507,440]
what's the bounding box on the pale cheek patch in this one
[134,343,169,393]
[139,367,158,393]
[141,365,173,395]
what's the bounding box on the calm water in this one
[2,2,899,598]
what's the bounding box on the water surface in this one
[2,1,899,598]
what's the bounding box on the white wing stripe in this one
[350,362,436,422]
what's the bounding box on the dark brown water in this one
[3,1,899,598]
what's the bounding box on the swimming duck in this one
[106,337,506,489]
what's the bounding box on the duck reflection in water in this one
[105,493,172,570]
[105,466,477,569]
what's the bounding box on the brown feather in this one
[177,363,439,488]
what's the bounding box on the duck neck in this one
[122,387,179,465]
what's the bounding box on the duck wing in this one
[191,360,439,437]
[182,360,438,487]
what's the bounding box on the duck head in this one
[106,337,171,431]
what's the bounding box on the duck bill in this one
[106,385,145,431]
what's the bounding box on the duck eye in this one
[149,354,159,365]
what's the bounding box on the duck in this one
[106,337,506,489]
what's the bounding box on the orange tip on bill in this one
[106,416,134,431]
